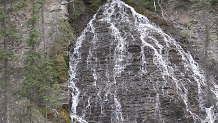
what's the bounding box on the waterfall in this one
[68,0,218,122]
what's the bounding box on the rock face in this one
[0,0,70,122]
[69,0,218,123]
[164,1,218,67]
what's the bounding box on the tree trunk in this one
[45,100,48,123]
[41,2,48,122]
[2,1,10,123]
[41,0,46,51]
[27,1,36,123]
[204,16,212,107]
[203,0,218,111]
[28,105,32,123]
[31,0,36,50]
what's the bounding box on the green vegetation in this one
[68,0,108,20]
[208,0,218,4]
[87,0,107,11]
[18,0,74,122]
[172,0,193,9]
[180,29,191,43]
[0,0,73,122]
[19,0,57,122]
[0,0,20,123]
[68,0,86,19]
[126,0,154,10]
[59,108,71,123]
[49,19,75,83]
[170,0,217,10]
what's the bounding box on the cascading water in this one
[68,0,218,122]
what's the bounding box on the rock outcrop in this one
[69,0,218,123]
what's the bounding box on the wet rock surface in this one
[69,0,218,123]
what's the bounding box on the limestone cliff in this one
[68,0,218,123]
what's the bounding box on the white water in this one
[69,0,218,122]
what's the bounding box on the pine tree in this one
[20,0,61,122]
[21,0,41,122]
[0,0,18,122]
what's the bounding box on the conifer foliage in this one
[0,0,18,122]
[19,0,60,122]
[0,0,72,122]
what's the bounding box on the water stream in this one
[68,0,218,122]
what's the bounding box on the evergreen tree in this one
[0,0,18,122]
[20,0,42,122]
[20,0,61,122]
